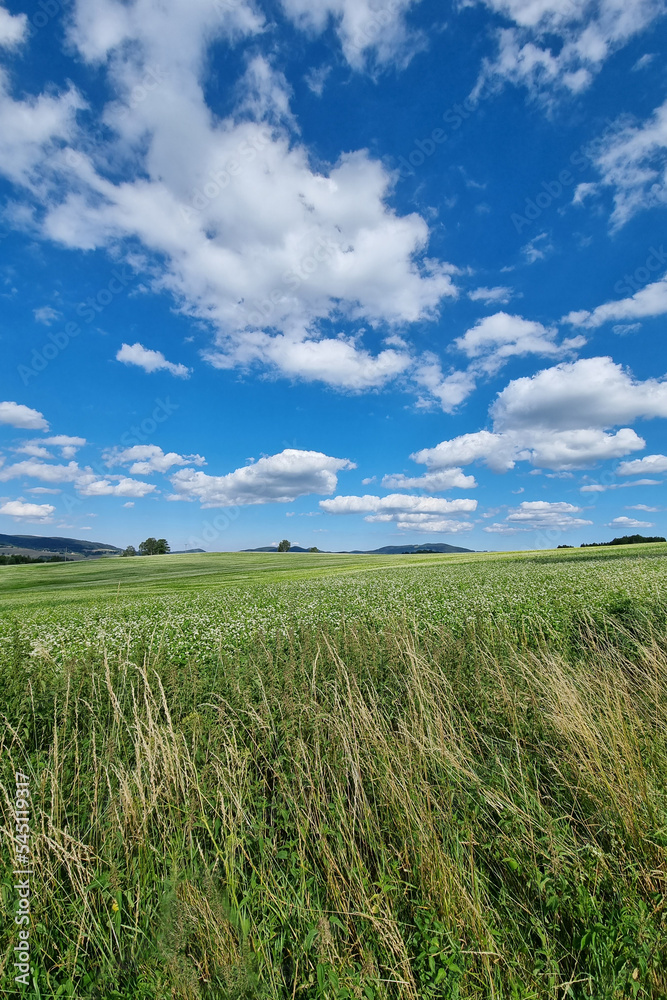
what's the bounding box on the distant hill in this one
[0,533,121,559]
[242,543,474,555]
[170,548,206,554]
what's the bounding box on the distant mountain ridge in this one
[242,543,474,555]
[0,533,121,557]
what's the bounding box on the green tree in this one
[308,547,319,553]
[277,539,291,552]
[139,538,171,556]
[121,545,137,557]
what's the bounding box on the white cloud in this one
[521,232,553,263]
[412,358,477,412]
[43,435,87,459]
[580,479,661,492]
[484,500,593,533]
[607,515,654,529]
[33,305,63,325]
[116,342,191,378]
[472,0,667,99]
[564,272,667,328]
[105,444,206,474]
[319,494,477,515]
[78,477,157,497]
[582,99,667,229]
[455,311,585,373]
[0,70,83,186]
[320,491,477,534]
[411,357,667,473]
[0,0,459,399]
[0,459,86,484]
[381,468,478,491]
[627,504,659,511]
[617,454,667,475]
[0,499,55,522]
[14,443,54,460]
[467,285,515,304]
[123,501,135,507]
[0,401,49,430]
[0,6,27,49]
[26,487,61,494]
[280,0,426,71]
[169,449,355,507]
[491,357,667,430]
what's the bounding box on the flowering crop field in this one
[1,545,667,999]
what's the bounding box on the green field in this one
[1,545,667,998]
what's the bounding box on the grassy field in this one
[1,544,667,999]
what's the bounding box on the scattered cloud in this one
[606,515,654,529]
[521,232,553,263]
[617,454,667,475]
[33,305,63,326]
[0,401,49,431]
[381,468,478,491]
[580,478,661,492]
[472,0,667,99]
[105,444,206,474]
[169,449,355,507]
[626,503,659,511]
[582,99,667,229]
[320,491,477,533]
[564,271,667,328]
[0,5,27,49]
[467,285,515,304]
[280,0,427,71]
[116,343,191,378]
[78,477,157,498]
[484,500,592,533]
[0,499,55,522]
[455,312,585,374]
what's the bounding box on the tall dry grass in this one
[1,611,666,998]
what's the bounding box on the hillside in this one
[243,542,474,554]
[0,533,121,559]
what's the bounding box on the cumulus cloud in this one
[0,499,55,522]
[0,457,156,497]
[116,343,191,378]
[105,444,206,474]
[410,357,667,473]
[78,477,157,497]
[381,468,478,491]
[607,515,655,529]
[0,401,49,430]
[43,435,87,459]
[484,500,593,533]
[491,357,667,430]
[319,494,477,515]
[169,449,355,507]
[565,272,667,328]
[617,454,667,475]
[0,459,86,484]
[0,0,460,403]
[472,0,667,99]
[320,492,477,533]
[455,312,585,373]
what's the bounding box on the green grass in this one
[1,545,666,998]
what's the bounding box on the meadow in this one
[1,544,666,999]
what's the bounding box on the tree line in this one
[122,538,170,557]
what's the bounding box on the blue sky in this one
[0,0,666,552]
